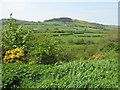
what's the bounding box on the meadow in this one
[1,17,119,89]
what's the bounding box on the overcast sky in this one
[1,0,119,25]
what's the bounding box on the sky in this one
[1,0,119,25]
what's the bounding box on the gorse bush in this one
[3,48,25,63]
[89,54,105,60]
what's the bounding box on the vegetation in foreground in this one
[1,17,119,89]
[2,59,118,88]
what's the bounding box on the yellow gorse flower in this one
[3,48,24,63]
[89,54,104,60]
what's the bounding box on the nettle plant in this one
[2,16,32,52]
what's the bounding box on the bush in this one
[28,34,75,64]
[68,39,74,44]
[92,35,102,37]
[68,38,95,45]
[3,48,25,63]
[84,39,95,44]
[74,39,84,45]
[2,17,32,52]
[74,31,84,34]
[52,34,59,36]
[101,30,118,43]
[60,33,72,36]
[100,42,117,52]
[28,34,65,64]
[83,45,100,59]
[47,30,65,33]
[58,49,76,62]
[2,63,27,89]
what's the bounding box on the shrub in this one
[29,34,75,64]
[2,17,32,52]
[101,30,118,43]
[74,31,84,34]
[2,63,27,89]
[84,39,95,44]
[83,45,100,59]
[52,34,59,36]
[47,30,65,33]
[68,39,74,44]
[69,39,95,45]
[29,34,65,64]
[74,39,84,45]
[102,50,118,59]
[100,42,117,52]
[3,48,25,63]
[60,33,72,36]
[58,49,76,62]
[92,35,102,37]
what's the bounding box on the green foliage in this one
[84,39,95,44]
[74,39,84,45]
[68,45,100,60]
[2,63,28,89]
[58,49,76,62]
[2,59,118,89]
[74,31,85,34]
[101,29,118,43]
[100,42,118,52]
[28,34,65,64]
[47,30,65,33]
[44,17,72,22]
[68,39,74,44]
[68,38,95,45]
[81,45,100,59]
[2,17,32,52]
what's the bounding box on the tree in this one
[2,14,32,52]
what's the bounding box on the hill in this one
[44,17,72,22]
[0,18,38,25]
[0,17,117,30]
